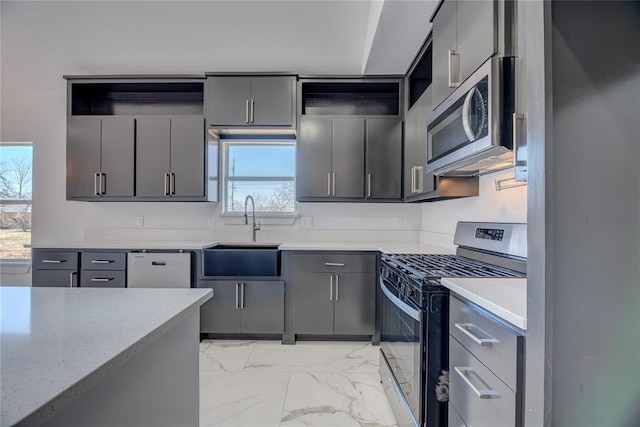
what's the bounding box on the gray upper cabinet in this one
[67,117,135,199]
[404,87,436,200]
[365,118,402,200]
[136,117,205,198]
[431,0,496,108]
[206,75,295,127]
[296,117,364,200]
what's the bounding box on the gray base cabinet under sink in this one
[199,280,285,334]
[284,251,377,342]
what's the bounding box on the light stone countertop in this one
[0,287,212,427]
[441,277,527,330]
[30,240,454,255]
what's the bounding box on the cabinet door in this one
[333,272,376,335]
[431,0,458,108]
[199,281,242,333]
[332,118,364,198]
[136,118,171,197]
[290,272,334,334]
[404,87,436,199]
[365,118,402,199]
[240,281,285,334]
[101,117,135,197]
[457,0,496,83]
[207,77,252,126]
[170,117,205,197]
[67,117,101,198]
[250,77,294,126]
[32,269,77,287]
[297,117,332,198]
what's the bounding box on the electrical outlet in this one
[394,217,402,229]
[301,217,313,228]
[136,216,144,227]
[208,216,215,228]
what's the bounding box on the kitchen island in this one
[0,286,212,427]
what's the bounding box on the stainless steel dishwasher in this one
[127,252,192,288]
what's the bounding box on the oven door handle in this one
[379,277,422,321]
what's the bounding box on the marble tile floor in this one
[199,340,398,427]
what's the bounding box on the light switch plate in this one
[301,217,313,228]
[136,216,144,227]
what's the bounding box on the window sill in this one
[220,213,299,226]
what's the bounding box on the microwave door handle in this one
[462,87,479,141]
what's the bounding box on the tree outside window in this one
[0,143,33,260]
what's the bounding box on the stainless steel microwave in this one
[426,56,517,176]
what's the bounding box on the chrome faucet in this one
[243,195,261,242]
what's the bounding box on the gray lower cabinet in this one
[67,117,135,199]
[289,252,376,337]
[206,76,295,127]
[80,251,127,288]
[32,250,79,287]
[136,117,205,198]
[199,280,285,334]
[449,295,524,426]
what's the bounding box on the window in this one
[223,141,296,214]
[0,142,33,260]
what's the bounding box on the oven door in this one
[379,275,423,426]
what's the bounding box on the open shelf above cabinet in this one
[300,81,400,116]
[71,82,204,116]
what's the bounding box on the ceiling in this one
[1,0,437,80]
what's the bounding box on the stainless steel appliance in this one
[379,222,526,427]
[425,57,518,176]
[127,252,192,288]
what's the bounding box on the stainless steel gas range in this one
[378,222,527,427]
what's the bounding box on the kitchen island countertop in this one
[0,286,212,426]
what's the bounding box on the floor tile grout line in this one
[240,339,258,371]
[278,372,293,426]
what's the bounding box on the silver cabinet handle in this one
[410,166,416,194]
[325,262,345,267]
[513,112,527,171]
[164,173,170,196]
[69,271,77,288]
[170,172,176,195]
[241,282,245,309]
[367,174,372,198]
[100,173,106,195]
[235,283,240,309]
[448,49,460,88]
[332,173,336,196]
[91,260,114,264]
[90,277,114,282]
[250,99,255,123]
[327,173,332,196]
[454,323,499,346]
[335,274,339,301]
[245,100,250,124]
[454,366,501,399]
[94,173,101,196]
[42,259,65,264]
[330,275,334,301]
[415,166,424,193]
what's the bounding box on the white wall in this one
[421,169,527,249]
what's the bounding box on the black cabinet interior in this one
[71,82,204,116]
[300,82,399,116]
[407,43,432,109]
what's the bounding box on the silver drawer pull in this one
[42,259,65,264]
[454,367,501,399]
[325,262,345,267]
[454,323,499,346]
[91,260,114,264]
[90,278,114,282]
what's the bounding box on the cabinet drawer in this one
[292,253,376,273]
[82,252,126,270]
[33,251,79,270]
[449,337,516,427]
[450,296,521,391]
[32,269,78,287]
[80,270,126,288]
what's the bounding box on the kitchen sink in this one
[202,243,280,277]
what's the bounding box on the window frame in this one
[221,139,297,215]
